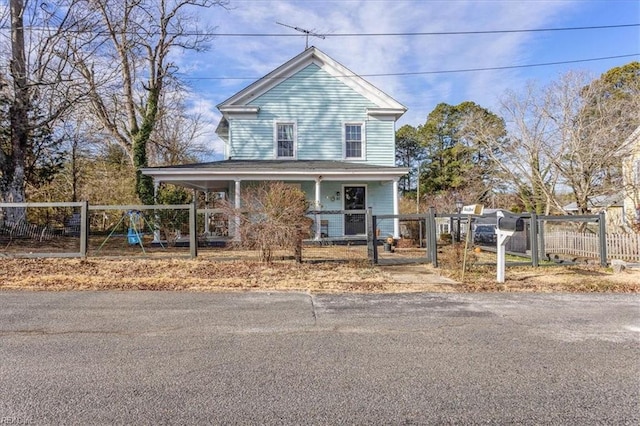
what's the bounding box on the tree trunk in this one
[1,0,28,222]
[133,86,161,205]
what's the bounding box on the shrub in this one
[220,182,311,263]
[440,232,452,243]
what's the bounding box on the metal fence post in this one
[538,216,546,264]
[598,211,607,267]
[366,207,378,264]
[189,201,197,259]
[529,213,539,267]
[424,212,432,263]
[80,200,89,258]
[428,207,438,268]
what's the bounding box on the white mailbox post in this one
[495,211,524,283]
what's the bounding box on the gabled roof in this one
[217,46,407,118]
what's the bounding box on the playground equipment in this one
[127,210,144,245]
[96,210,163,254]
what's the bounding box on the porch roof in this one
[141,160,409,192]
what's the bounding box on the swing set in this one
[96,210,164,254]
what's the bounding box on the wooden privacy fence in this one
[545,231,640,262]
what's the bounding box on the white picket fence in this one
[0,220,55,241]
[545,231,640,261]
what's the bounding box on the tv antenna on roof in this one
[276,22,326,49]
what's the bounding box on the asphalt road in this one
[1,291,638,425]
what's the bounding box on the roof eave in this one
[367,107,408,120]
[141,167,409,180]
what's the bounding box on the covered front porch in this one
[141,160,408,241]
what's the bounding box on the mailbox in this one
[495,211,525,283]
[497,213,524,232]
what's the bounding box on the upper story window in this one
[344,123,364,159]
[275,122,296,158]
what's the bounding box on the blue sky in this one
[179,0,640,158]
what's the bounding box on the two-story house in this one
[142,47,408,239]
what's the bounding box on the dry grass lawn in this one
[0,245,638,293]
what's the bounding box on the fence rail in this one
[545,231,640,261]
[2,202,638,263]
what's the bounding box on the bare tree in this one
[475,68,638,217]
[65,0,228,204]
[147,90,211,165]
[1,1,85,213]
[476,83,563,215]
[543,70,638,215]
[2,0,29,207]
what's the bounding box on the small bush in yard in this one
[440,233,452,243]
[219,182,312,263]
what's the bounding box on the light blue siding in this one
[365,119,396,166]
[230,64,397,165]
[229,121,273,158]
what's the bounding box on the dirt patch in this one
[0,253,637,293]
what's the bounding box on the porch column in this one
[153,180,159,203]
[204,191,210,236]
[393,179,400,238]
[315,178,322,240]
[234,179,241,241]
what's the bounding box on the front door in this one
[344,186,366,235]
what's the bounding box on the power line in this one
[180,53,640,81]
[1,22,637,37]
[210,23,640,37]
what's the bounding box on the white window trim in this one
[343,122,366,160]
[274,121,297,159]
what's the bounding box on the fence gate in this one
[369,209,438,266]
